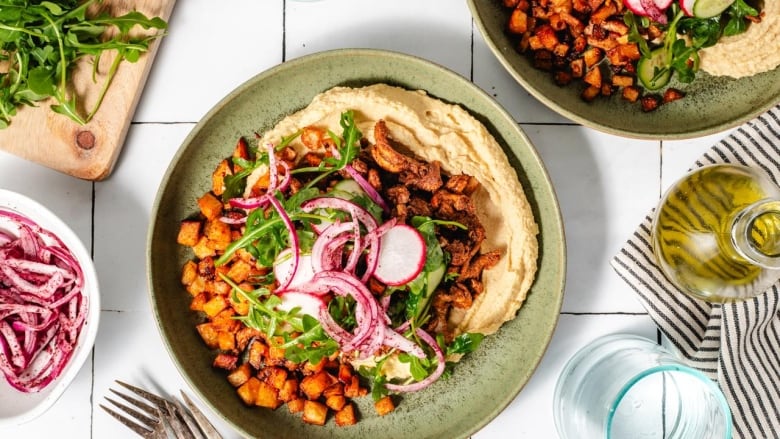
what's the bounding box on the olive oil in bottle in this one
[651,164,780,302]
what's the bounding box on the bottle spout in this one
[732,199,780,269]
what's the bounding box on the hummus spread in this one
[699,0,780,78]
[255,84,539,337]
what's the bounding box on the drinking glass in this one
[553,334,732,439]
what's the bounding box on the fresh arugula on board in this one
[0,0,167,128]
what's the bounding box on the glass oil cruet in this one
[651,164,780,302]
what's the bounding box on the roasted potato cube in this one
[197,193,224,221]
[255,381,282,409]
[326,395,347,411]
[237,377,261,405]
[226,260,254,284]
[338,363,354,383]
[217,330,236,352]
[192,236,216,259]
[203,219,231,248]
[581,85,602,102]
[181,260,198,285]
[640,94,662,112]
[287,398,305,413]
[202,294,229,318]
[508,8,529,34]
[300,371,331,400]
[229,293,250,316]
[343,375,361,398]
[196,323,220,349]
[186,275,207,296]
[279,379,300,402]
[663,88,686,103]
[334,402,357,427]
[227,363,253,387]
[262,366,288,390]
[582,47,603,68]
[177,221,201,247]
[374,396,395,416]
[211,159,232,196]
[612,75,634,87]
[190,292,209,311]
[583,66,602,88]
[535,24,559,50]
[622,85,641,102]
[323,382,344,398]
[302,400,328,426]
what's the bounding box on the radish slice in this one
[373,224,426,286]
[639,0,668,23]
[653,0,673,10]
[274,250,315,289]
[680,0,695,15]
[623,0,649,15]
[276,291,323,317]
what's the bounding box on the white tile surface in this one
[0,0,749,437]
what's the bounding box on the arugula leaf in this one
[723,0,758,36]
[398,353,433,381]
[446,333,485,356]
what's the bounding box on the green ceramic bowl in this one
[147,49,565,439]
[468,0,780,140]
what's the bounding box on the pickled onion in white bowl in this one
[0,189,99,427]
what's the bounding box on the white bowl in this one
[0,189,100,427]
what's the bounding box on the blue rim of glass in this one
[606,364,733,439]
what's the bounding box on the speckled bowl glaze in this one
[147,49,565,439]
[468,0,780,140]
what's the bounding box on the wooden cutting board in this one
[0,0,176,181]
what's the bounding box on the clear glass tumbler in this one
[553,334,732,439]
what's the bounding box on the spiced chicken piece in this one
[371,120,443,192]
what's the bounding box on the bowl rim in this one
[0,188,100,427]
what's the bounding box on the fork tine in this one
[113,380,198,439]
[103,396,161,430]
[163,399,198,439]
[99,403,157,438]
[109,388,158,417]
[180,390,224,439]
[115,380,169,406]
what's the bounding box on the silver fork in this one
[100,380,223,439]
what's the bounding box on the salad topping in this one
[178,84,539,425]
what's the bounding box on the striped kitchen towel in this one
[611,105,780,439]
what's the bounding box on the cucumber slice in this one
[637,48,671,90]
[332,179,365,197]
[692,0,734,18]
